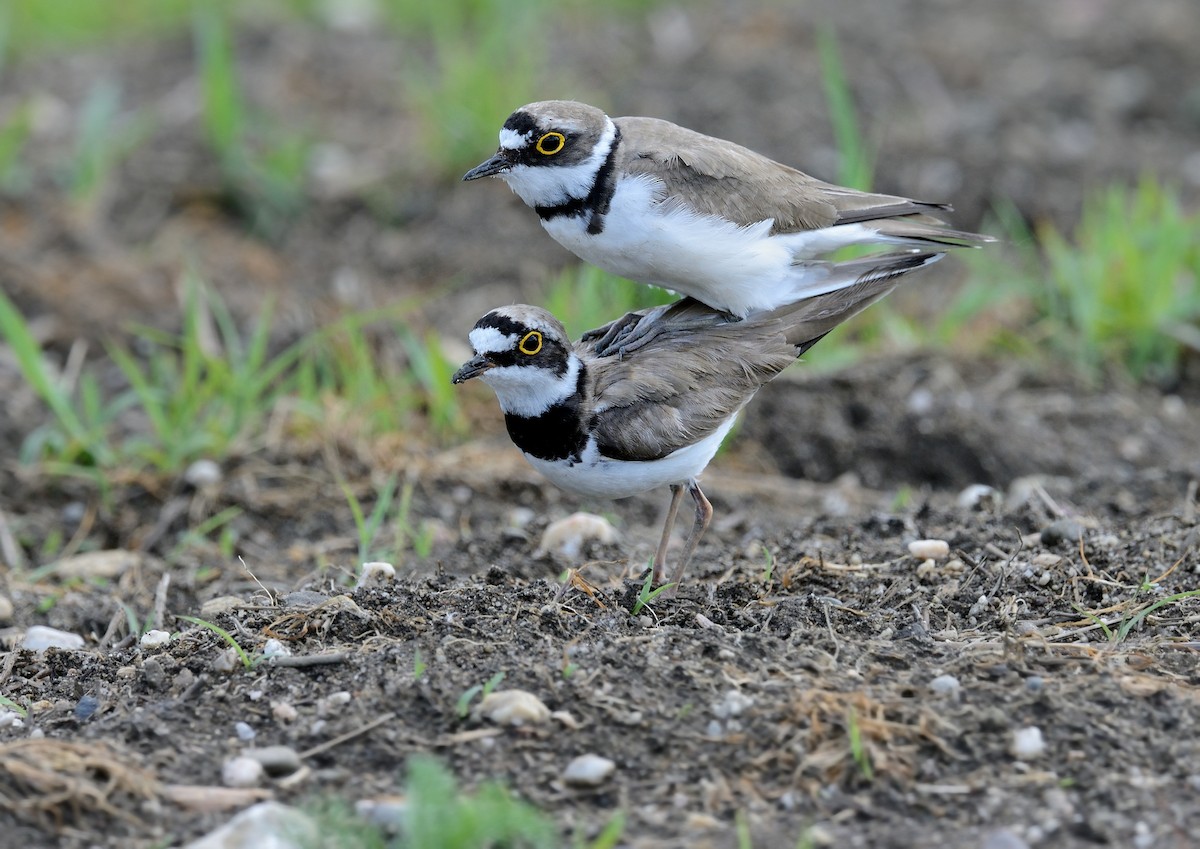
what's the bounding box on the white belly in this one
[541,175,880,316]
[523,416,737,500]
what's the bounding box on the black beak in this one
[451,354,494,384]
[462,150,511,181]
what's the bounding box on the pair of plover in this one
[453,100,991,589]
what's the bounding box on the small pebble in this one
[262,639,290,659]
[211,648,241,674]
[222,755,265,788]
[200,596,244,617]
[562,754,616,787]
[1011,726,1046,760]
[184,459,223,487]
[929,674,960,695]
[1040,519,1083,547]
[1161,394,1186,421]
[272,702,299,723]
[0,710,25,729]
[142,658,167,689]
[74,695,100,720]
[1133,821,1154,849]
[981,829,1031,849]
[282,590,329,607]
[535,513,619,559]
[506,507,536,529]
[711,689,754,719]
[478,690,551,726]
[957,484,1001,510]
[356,796,408,830]
[907,539,950,560]
[181,801,315,849]
[49,549,138,580]
[551,710,581,730]
[140,629,171,649]
[1025,676,1044,693]
[244,745,302,777]
[21,626,85,651]
[235,721,257,741]
[0,595,13,623]
[116,666,136,679]
[176,667,195,691]
[356,561,396,588]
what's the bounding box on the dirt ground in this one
[2,1,1200,847]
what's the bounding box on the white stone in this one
[212,648,241,674]
[356,561,396,588]
[262,639,290,659]
[272,702,299,723]
[562,754,616,787]
[21,626,85,651]
[957,484,1000,509]
[907,539,950,560]
[244,745,302,777]
[182,801,316,849]
[929,674,960,695]
[478,689,551,726]
[139,630,171,649]
[1011,726,1046,760]
[0,710,24,729]
[200,596,244,617]
[222,756,265,788]
[355,795,408,829]
[535,512,620,559]
[235,721,256,741]
[184,459,223,487]
[48,549,139,579]
[0,594,13,623]
[711,689,755,719]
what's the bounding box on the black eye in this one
[535,132,566,156]
[518,331,543,355]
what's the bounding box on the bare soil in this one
[1,2,1199,847]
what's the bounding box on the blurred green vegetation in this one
[0,0,1196,492]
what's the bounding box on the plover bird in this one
[464,100,992,352]
[451,252,939,589]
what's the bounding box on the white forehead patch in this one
[469,326,517,355]
[499,128,531,150]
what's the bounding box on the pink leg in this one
[652,483,686,584]
[664,479,713,594]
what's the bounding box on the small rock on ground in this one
[562,754,616,787]
[183,801,315,849]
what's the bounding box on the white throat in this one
[480,354,582,418]
[500,117,618,208]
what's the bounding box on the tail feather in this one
[767,252,944,351]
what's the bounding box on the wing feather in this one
[615,116,973,241]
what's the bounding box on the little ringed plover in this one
[464,100,993,353]
[451,251,940,590]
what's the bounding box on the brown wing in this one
[585,311,797,461]
[581,251,947,462]
[615,116,980,244]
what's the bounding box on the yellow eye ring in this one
[518,331,543,355]
[535,132,566,155]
